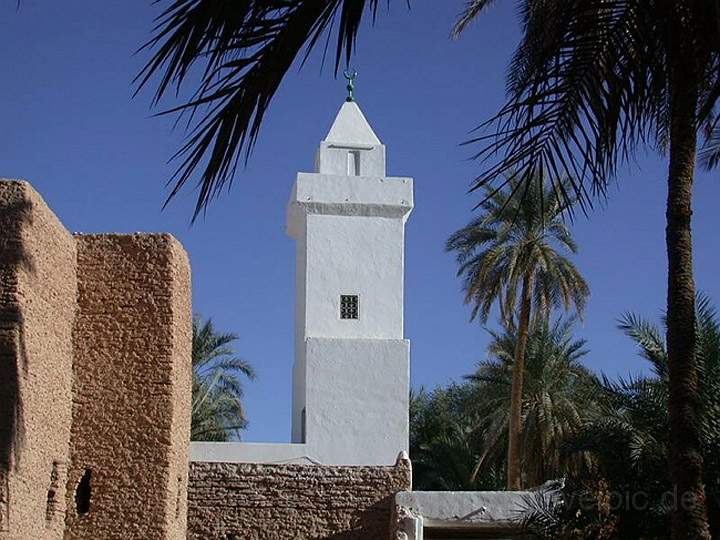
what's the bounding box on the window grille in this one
[340,295,359,319]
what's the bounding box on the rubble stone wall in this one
[65,234,191,540]
[187,457,412,540]
[0,180,76,540]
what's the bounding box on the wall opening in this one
[45,461,62,526]
[75,469,92,516]
[347,150,360,176]
[301,407,307,443]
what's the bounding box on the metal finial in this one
[343,69,357,102]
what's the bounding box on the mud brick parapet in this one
[0,181,76,540]
[64,234,192,539]
[187,455,412,540]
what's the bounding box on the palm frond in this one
[460,1,673,214]
[446,173,588,326]
[451,0,497,39]
[191,314,255,441]
[136,0,397,220]
[465,316,596,486]
[700,127,720,169]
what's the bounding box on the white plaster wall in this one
[192,335,410,467]
[287,175,413,240]
[304,337,410,465]
[287,173,413,445]
[293,173,412,218]
[304,213,405,339]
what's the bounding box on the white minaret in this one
[287,99,413,465]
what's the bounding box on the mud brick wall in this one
[0,180,76,540]
[65,234,192,540]
[187,457,412,540]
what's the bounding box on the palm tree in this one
[410,385,502,491]
[451,3,719,536]
[192,316,255,441]
[558,294,720,537]
[467,317,597,488]
[446,176,589,489]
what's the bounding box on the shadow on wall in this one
[201,492,397,540]
[316,494,396,540]
[0,196,35,478]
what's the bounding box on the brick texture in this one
[64,234,192,540]
[0,180,76,540]
[187,459,412,540]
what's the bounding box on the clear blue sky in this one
[1,1,718,442]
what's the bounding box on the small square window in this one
[340,295,359,319]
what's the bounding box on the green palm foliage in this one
[551,294,720,538]
[446,175,588,489]
[467,317,597,488]
[446,175,587,327]
[192,316,255,441]
[410,386,502,491]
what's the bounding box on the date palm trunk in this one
[666,9,710,538]
[507,272,532,490]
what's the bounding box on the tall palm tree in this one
[452,3,719,536]
[467,317,597,488]
[192,316,256,441]
[446,175,589,489]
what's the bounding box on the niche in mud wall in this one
[75,469,91,516]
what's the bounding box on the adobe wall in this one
[187,455,412,540]
[65,234,192,540]
[0,180,76,540]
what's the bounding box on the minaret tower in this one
[286,94,413,465]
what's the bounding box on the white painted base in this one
[303,337,410,465]
[193,337,410,467]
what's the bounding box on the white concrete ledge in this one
[287,174,413,236]
[190,442,317,465]
[396,485,561,525]
[295,172,413,210]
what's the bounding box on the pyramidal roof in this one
[324,101,382,145]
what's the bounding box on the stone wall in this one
[0,180,76,540]
[65,234,192,540]
[187,455,412,540]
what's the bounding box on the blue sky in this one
[1,1,718,442]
